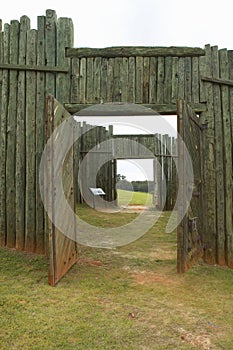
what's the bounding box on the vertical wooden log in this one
[113,57,122,102]
[199,55,207,102]
[79,57,86,103]
[128,57,135,103]
[70,58,80,103]
[202,45,216,264]
[184,57,192,102]
[178,57,185,99]
[106,58,114,102]
[219,49,233,267]
[164,56,172,103]
[6,20,19,248]
[121,57,128,102]
[25,29,37,252]
[86,57,94,103]
[36,16,46,254]
[100,57,108,103]
[45,9,57,96]
[171,57,179,103]
[143,57,149,103]
[135,56,143,103]
[93,57,101,103]
[149,57,157,104]
[56,17,73,102]
[192,56,199,103]
[228,50,233,138]
[212,46,225,265]
[157,57,164,103]
[228,50,233,267]
[0,24,10,247]
[16,16,30,250]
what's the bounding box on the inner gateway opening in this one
[114,115,177,210]
[74,110,178,260]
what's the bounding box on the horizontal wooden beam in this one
[0,63,68,73]
[66,46,205,58]
[65,103,207,115]
[202,76,233,86]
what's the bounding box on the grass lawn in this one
[0,206,233,349]
[117,189,153,207]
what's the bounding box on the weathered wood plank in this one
[15,16,30,250]
[201,76,233,86]
[199,55,207,102]
[149,57,157,103]
[106,58,114,102]
[228,50,233,140]
[6,20,19,248]
[36,16,46,254]
[65,102,207,115]
[157,57,164,103]
[143,57,150,103]
[112,57,122,102]
[219,48,233,267]
[171,57,179,103]
[164,56,172,103]
[66,46,205,58]
[56,17,73,102]
[178,57,185,99]
[184,57,192,102]
[212,46,225,265]
[70,58,80,103]
[25,29,37,252]
[136,56,143,103]
[201,44,216,265]
[79,57,86,103]
[86,57,94,103]
[100,57,108,103]
[45,9,57,96]
[121,57,128,102]
[128,57,135,102]
[192,56,199,103]
[0,23,10,247]
[0,63,68,73]
[93,57,101,103]
[228,49,233,267]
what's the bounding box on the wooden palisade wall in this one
[0,10,232,268]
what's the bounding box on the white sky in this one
[1,0,232,181]
[1,0,233,49]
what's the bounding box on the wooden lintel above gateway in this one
[66,46,205,58]
[64,103,207,115]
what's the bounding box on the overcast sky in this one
[1,0,233,49]
[1,0,232,181]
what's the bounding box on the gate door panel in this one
[177,99,204,273]
[46,95,77,286]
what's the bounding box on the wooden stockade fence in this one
[0,9,232,273]
[0,10,74,254]
[74,125,178,210]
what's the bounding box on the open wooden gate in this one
[177,99,205,273]
[46,95,77,286]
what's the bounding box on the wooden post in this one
[219,49,233,267]
[0,24,10,247]
[6,20,19,248]
[16,16,30,250]
[25,29,37,252]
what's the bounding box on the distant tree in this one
[116,174,126,181]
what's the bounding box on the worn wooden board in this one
[46,95,77,286]
[177,99,204,273]
[15,16,30,250]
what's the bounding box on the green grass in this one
[1,209,233,349]
[117,189,153,206]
